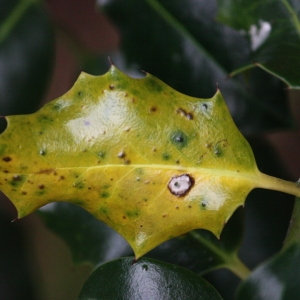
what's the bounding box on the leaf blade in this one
[0,66,299,258]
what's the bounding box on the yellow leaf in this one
[0,65,299,258]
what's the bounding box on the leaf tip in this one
[107,56,114,66]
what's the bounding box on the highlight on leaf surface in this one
[0,65,299,258]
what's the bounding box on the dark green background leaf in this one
[38,203,132,265]
[0,0,54,128]
[78,257,223,300]
[0,208,36,299]
[217,0,300,89]
[236,242,300,300]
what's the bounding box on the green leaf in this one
[0,66,299,258]
[78,257,223,300]
[236,242,300,300]
[38,202,132,265]
[283,197,300,248]
[0,0,54,120]
[216,0,300,89]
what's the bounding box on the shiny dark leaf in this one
[236,242,300,300]
[217,0,300,89]
[78,257,223,300]
[0,0,54,129]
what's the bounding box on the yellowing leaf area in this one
[0,66,299,258]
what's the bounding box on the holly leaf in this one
[236,242,300,300]
[216,0,300,89]
[0,66,299,258]
[78,257,223,300]
[0,0,54,126]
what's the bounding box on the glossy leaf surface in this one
[0,66,299,258]
[78,257,223,300]
[236,242,300,300]
[217,0,300,89]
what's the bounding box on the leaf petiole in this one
[256,172,300,198]
[188,231,251,280]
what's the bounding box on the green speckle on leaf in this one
[162,153,171,160]
[170,130,189,149]
[126,210,140,218]
[74,182,85,189]
[9,175,25,187]
[145,76,163,92]
[100,192,110,198]
[99,206,109,214]
[98,151,106,158]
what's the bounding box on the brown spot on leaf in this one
[2,157,11,162]
[118,150,126,158]
[13,175,21,181]
[176,108,193,120]
[149,106,157,113]
[36,169,54,175]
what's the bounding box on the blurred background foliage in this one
[0,0,299,299]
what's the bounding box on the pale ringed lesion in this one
[168,174,194,197]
